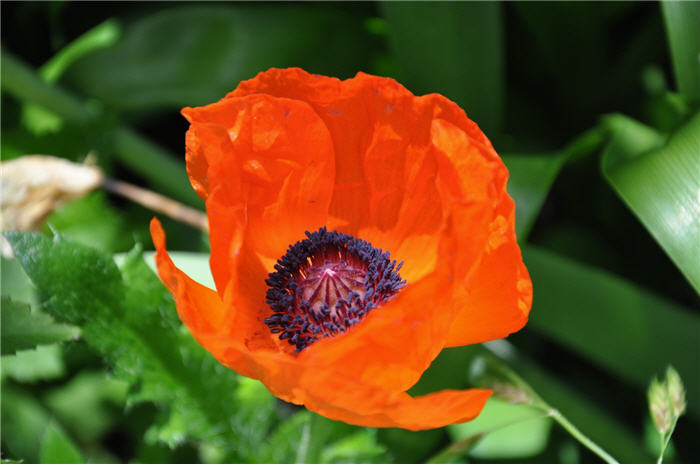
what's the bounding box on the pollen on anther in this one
[264,227,406,352]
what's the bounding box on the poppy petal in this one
[444,196,532,347]
[151,218,279,354]
[182,94,335,296]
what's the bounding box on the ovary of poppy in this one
[150,68,532,430]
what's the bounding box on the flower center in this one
[265,228,405,352]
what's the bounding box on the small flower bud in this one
[665,366,686,418]
[648,378,672,435]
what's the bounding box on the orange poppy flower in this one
[150,68,532,430]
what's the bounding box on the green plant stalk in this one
[1,50,200,207]
[657,416,679,464]
[484,354,622,464]
[548,409,621,464]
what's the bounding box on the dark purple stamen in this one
[265,227,406,352]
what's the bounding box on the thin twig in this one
[102,177,208,232]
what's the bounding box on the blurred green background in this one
[1,2,698,464]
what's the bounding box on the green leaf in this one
[1,344,66,383]
[114,250,214,290]
[5,232,276,460]
[1,297,80,355]
[504,126,606,239]
[0,51,200,207]
[47,192,127,253]
[381,2,504,134]
[44,371,129,443]
[63,4,372,111]
[39,421,85,464]
[524,244,700,419]
[661,1,700,98]
[320,429,388,464]
[2,386,53,463]
[602,112,700,294]
[447,398,552,459]
[1,256,39,308]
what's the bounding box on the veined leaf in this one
[524,244,700,418]
[1,297,80,355]
[602,112,700,294]
[5,233,276,460]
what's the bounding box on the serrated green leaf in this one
[381,2,504,134]
[602,112,700,294]
[1,344,66,383]
[661,1,700,98]
[39,421,85,464]
[1,297,80,355]
[1,256,39,308]
[447,399,551,459]
[524,244,700,418]
[5,232,276,460]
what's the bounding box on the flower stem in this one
[547,408,621,464]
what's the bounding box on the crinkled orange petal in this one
[228,69,450,282]
[182,94,335,298]
[444,195,532,347]
[151,217,491,430]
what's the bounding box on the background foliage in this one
[1,2,698,463]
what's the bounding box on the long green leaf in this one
[0,51,199,206]
[524,244,700,418]
[1,297,80,355]
[39,421,85,464]
[63,5,372,110]
[661,1,700,98]
[602,112,700,294]
[504,126,606,239]
[381,2,504,134]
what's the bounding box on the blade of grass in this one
[602,112,700,294]
[381,2,504,134]
[523,244,700,418]
[661,1,700,98]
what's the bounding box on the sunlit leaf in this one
[1,344,66,383]
[661,1,700,98]
[524,244,700,418]
[1,297,80,355]
[602,112,700,294]
[447,398,552,459]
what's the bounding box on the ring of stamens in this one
[265,227,405,352]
